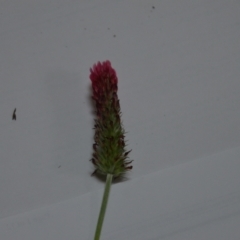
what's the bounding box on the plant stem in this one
[94,173,113,240]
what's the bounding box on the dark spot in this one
[152,6,155,9]
[113,34,116,38]
[12,108,16,120]
[58,165,61,168]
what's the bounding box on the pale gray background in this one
[1,0,240,239]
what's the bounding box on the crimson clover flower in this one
[90,60,132,178]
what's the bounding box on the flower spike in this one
[90,60,132,177]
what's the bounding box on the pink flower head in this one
[90,61,119,117]
[89,61,132,177]
[90,60,118,94]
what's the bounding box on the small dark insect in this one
[12,108,16,120]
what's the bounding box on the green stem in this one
[94,173,113,240]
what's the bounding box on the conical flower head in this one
[90,61,132,177]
